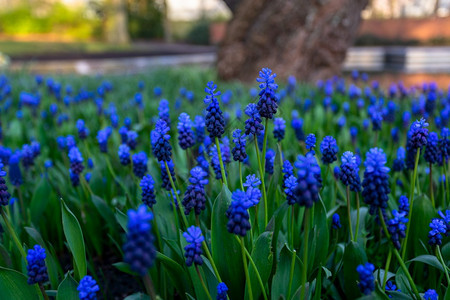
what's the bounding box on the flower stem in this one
[240,236,253,300]
[355,192,361,241]
[0,208,26,259]
[202,241,222,282]
[235,236,267,300]
[346,186,354,242]
[254,138,268,228]
[262,118,269,168]
[378,209,420,299]
[300,208,311,300]
[143,273,157,300]
[436,246,450,285]
[402,150,420,260]
[290,206,295,249]
[287,248,297,300]
[382,249,392,289]
[164,161,189,229]
[239,162,244,190]
[39,284,50,300]
[429,163,435,208]
[215,137,228,187]
[196,265,212,300]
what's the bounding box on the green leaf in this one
[115,208,128,233]
[0,266,42,299]
[156,252,189,296]
[91,195,116,227]
[312,198,329,269]
[123,292,150,300]
[406,195,434,258]
[112,262,139,276]
[61,199,87,280]
[271,244,303,300]
[389,291,414,300]
[0,244,12,268]
[211,185,244,300]
[30,178,52,225]
[56,275,79,300]
[408,254,444,272]
[245,231,273,300]
[395,267,412,298]
[342,241,367,299]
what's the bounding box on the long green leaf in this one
[342,241,367,299]
[245,231,273,300]
[211,185,244,299]
[61,199,87,280]
[30,178,52,225]
[0,266,42,300]
[271,244,303,300]
[56,275,79,300]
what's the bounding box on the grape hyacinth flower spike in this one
[177,112,195,150]
[182,226,204,267]
[151,119,172,162]
[357,263,375,295]
[77,275,100,300]
[256,67,278,119]
[273,117,286,142]
[140,174,156,209]
[320,136,338,165]
[182,166,209,216]
[26,245,49,285]
[0,160,11,206]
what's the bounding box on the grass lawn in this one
[0,40,134,57]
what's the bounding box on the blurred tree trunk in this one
[218,0,368,82]
[104,0,130,44]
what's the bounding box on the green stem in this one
[379,209,421,299]
[143,273,157,300]
[346,186,354,242]
[290,206,295,249]
[445,160,449,208]
[17,188,27,223]
[202,241,222,282]
[235,236,267,300]
[254,138,268,228]
[151,208,163,252]
[196,265,212,300]
[402,150,420,260]
[164,161,189,229]
[0,208,27,259]
[429,163,435,208]
[278,142,284,169]
[262,118,269,168]
[287,248,297,300]
[215,137,228,187]
[239,162,244,190]
[300,208,311,300]
[39,284,50,300]
[437,246,450,285]
[382,249,392,289]
[240,237,253,300]
[355,193,361,241]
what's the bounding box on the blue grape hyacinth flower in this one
[387,210,408,249]
[183,226,204,267]
[140,174,156,209]
[428,219,446,246]
[158,99,171,128]
[332,213,342,229]
[123,205,156,276]
[362,148,391,215]
[244,103,264,137]
[226,190,251,236]
[26,245,49,285]
[151,119,172,162]
[204,81,225,139]
[182,166,209,216]
[216,282,228,300]
[320,136,338,164]
[265,149,275,175]
[160,160,176,191]
[77,275,100,300]
[357,262,375,295]
[68,146,84,175]
[231,129,247,162]
[273,117,286,142]
[424,289,438,300]
[118,144,131,166]
[76,119,89,140]
[392,147,405,172]
[177,112,195,150]
[292,153,321,207]
[256,68,278,119]
[424,132,440,165]
[305,133,316,152]
[194,115,206,144]
[340,151,361,192]
[408,118,429,150]
[244,174,262,207]
[0,160,11,206]
[132,152,148,178]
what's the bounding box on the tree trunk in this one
[217,0,368,82]
[104,0,130,44]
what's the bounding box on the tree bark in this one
[104,0,130,44]
[217,0,368,82]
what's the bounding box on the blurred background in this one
[1,0,450,85]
